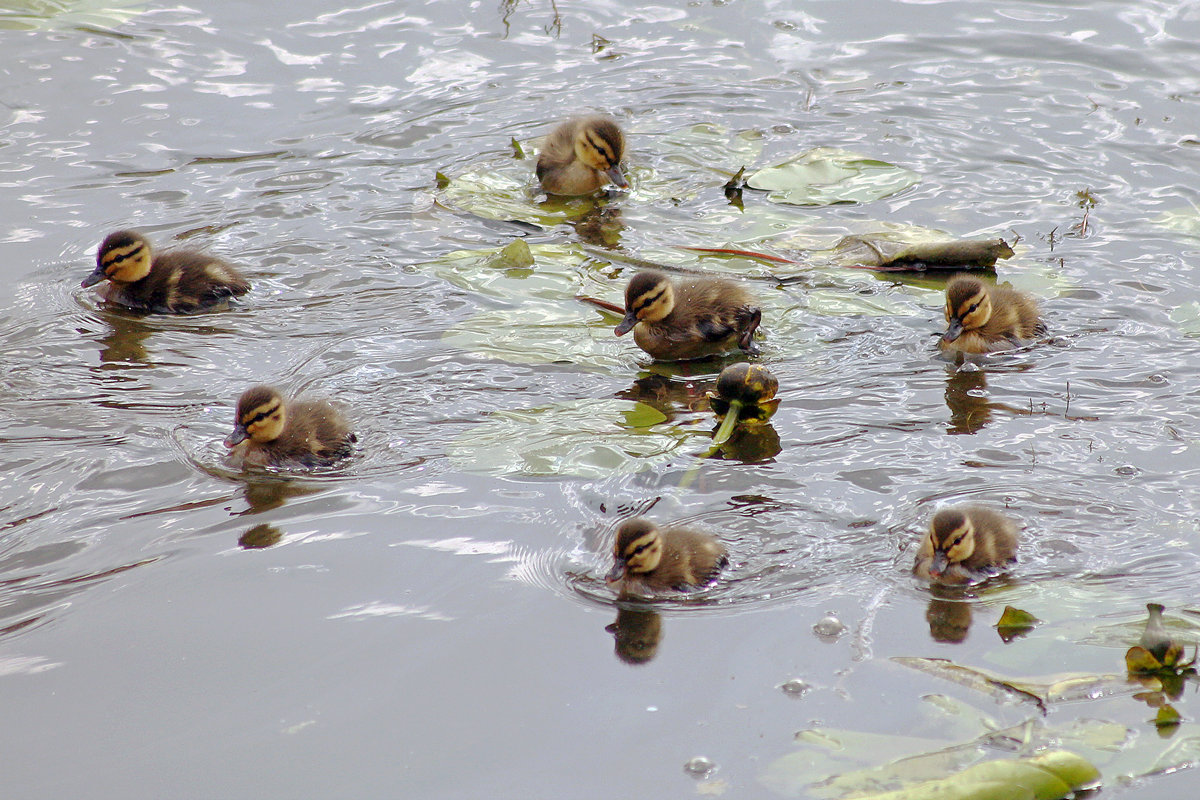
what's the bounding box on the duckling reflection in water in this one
[82,230,250,314]
[616,270,762,361]
[224,386,356,469]
[925,594,973,643]
[606,518,727,595]
[940,275,1044,354]
[913,505,1019,585]
[536,116,628,196]
[605,607,663,665]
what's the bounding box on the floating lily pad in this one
[0,0,145,30]
[1169,303,1200,337]
[1153,206,1200,240]
[437,123,762,227]
[448,398,696,478]
[763,722,1099,800]
[746,147,920,206]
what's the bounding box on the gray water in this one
[2,0,1200,796]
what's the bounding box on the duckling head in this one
[615,271,675,336]
[83,230,153,288]
[575,117,628,189]
[943,276,993,343]
[224,385,287,447]
[922,508,977,578]
[605,518,664,583]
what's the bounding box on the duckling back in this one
[226,387,355,469]
[625,273,761,361]
[609,520,727,594]
[654,526,728,590]
[85,230,250,314]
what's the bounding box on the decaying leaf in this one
[893,656,1127,709]
[834,235,1014,271]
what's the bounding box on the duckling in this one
[605,518,727,594]
[615,270,761,360]
[536,116,628,196]
[940,275,1044,354]
[913,505,1020,585]
[223,385,356,468]
[82,230,250,314]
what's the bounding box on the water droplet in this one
[684,756,716,778]
[813,611,847,639]
[779,678,811,697]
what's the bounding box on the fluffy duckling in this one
[615,270,761,361]
[224,386,356,469]
[606,518,727,594]
[536,116,628,196]
[913,505,1020,585]
[940,275,1044,354]
[82,230,250,314]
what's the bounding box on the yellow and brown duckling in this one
[224,385,356,468]
[940,275,1044,354]
[605,518,728,594]
[615,270,761,360]
[82,230,250,314]
[536,116,628,196]
[913,505,1020,585]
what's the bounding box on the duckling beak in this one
[605,165,629,189]
[81,266,107,288]
[928,551,949,578]
[605,561,626,584]
[224,426,249,448]
[615,311,638,337]
[943,319,964,343]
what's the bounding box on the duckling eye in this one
[633,544,646,555]
[967,303,979,313]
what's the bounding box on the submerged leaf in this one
[1026,750,1101,788]
[448,399,693,478]
[893,656,1126,708]
[746,147,920,206]
[487,238,535,270]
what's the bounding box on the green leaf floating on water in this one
[762,723,1100,800]
[834,753,1097,800]
[1169,302,1200,337]
[1152,206,1200,240]
[746,147,920,206]
[996,606,1040,642]
[448,398,693,478]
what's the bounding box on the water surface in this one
[2,0,1200,796]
